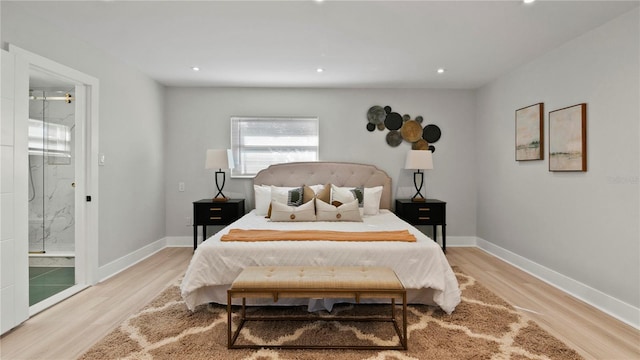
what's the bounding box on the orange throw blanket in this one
[220,229,416,242]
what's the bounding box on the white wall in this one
[1,3,166,266]
[476,8,639,316]
[164,87,477,238]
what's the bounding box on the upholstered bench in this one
[227,266,407,350]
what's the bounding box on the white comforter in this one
[180,210,461,314]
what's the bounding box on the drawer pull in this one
[419,208,431,211]
[210,207,222,211]
[210,216,222,220]
[419,217,431,220]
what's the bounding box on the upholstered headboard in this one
[253,162,392,210]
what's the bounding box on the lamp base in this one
[213,170,228,202]
[411,170,426,202]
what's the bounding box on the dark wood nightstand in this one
[395,199,446,252]
[193,199,245,251]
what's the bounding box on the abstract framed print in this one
[515,103,544,161]
[549,103,587,172]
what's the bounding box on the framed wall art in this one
[515,103,544,161]
[549,103,587,172]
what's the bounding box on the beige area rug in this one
[79,269,583,360]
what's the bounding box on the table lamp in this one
[404,150,433,202]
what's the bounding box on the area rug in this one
[79,269,583,360]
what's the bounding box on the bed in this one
[180,162,461,314]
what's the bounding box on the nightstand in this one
[395,199,446,252]
[193,199,245,251]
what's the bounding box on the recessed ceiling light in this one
[191,66,200,71]
[437,68,446,74]
[316,68,324,73]
[523,0,535,4]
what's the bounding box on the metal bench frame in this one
[227,283,407,350]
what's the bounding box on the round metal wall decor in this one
[365,104,442,150]
[384,112,403,130]
[367,105,386,125]
[386,130,403,147]
[412,139,429,150]
[400,120,422,142]
[423,124,442,143]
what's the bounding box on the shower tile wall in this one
[28,91,75,253]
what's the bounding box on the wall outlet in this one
[185,216,192,226]
[178,182,185,192]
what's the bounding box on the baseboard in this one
[97,237,168,282]
[475,237,639,329]
[446,236,477,247]
[165,236,193,247]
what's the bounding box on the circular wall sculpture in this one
[365,104,442,151]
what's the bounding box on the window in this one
[230,116,319,178]
[28,119,71,158]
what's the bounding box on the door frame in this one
[9,44,99,317]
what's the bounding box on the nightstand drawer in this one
[404,205,444,224]
[194,205,229,224]
[395,199,446,225]
[193,199,244,225]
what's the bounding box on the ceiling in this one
[10,0,639,89]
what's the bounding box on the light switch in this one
[98,153,106,166]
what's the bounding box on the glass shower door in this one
[28,89,76,306]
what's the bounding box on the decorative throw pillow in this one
[330,184,356,204]
[316,183,331,203]
[266,185,305,218]
[270,185,304,206]
[315,198,363,222]
[287,187,304,206]
[330,184,384,215]
[302,185,316,204]
[270,199,316,222]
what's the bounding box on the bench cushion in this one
[230,266,404,290]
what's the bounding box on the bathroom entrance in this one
[6,45,101,321]
[27,83,77,306]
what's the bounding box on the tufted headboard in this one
[253,162,392,210]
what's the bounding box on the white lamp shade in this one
[404,150,433,170]
[205,149,235,170]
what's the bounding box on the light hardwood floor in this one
[1,247,638,359]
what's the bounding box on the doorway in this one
[27,81,77,306]
[8,45,100,318]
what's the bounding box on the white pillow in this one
[330,184,383,215]
[254,185,271,216]
[330,184,359,205]
[363,186,383,215]
[315,198,363,222]
[270,199,316,222]
[270,185,303,206]
[308,184,326,194]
